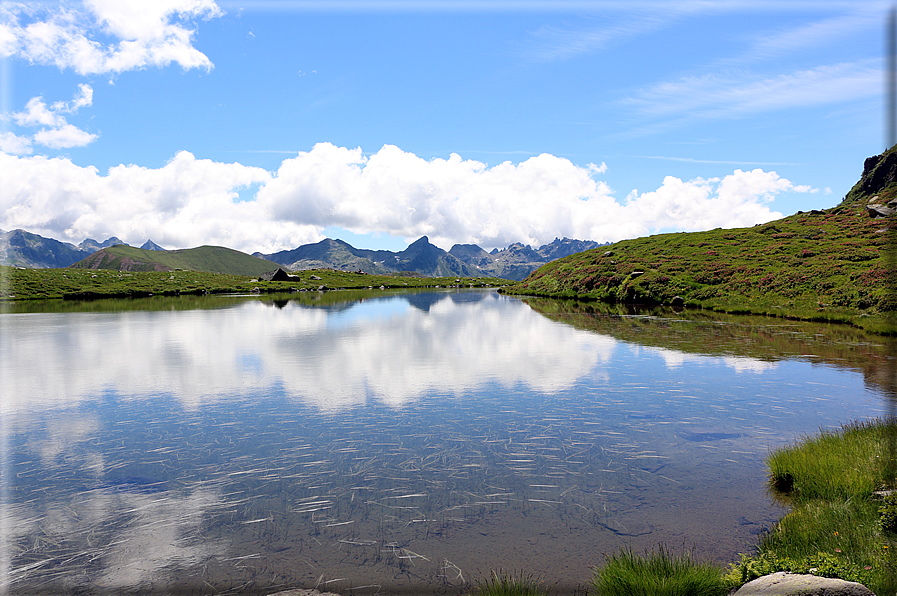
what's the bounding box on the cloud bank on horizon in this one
[0,0,881,253]
[0,144,810,253]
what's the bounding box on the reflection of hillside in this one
[272,288,488,313]
[524,298,897,397]
[4,287,489,315]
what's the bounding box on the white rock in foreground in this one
[733,572,875,596]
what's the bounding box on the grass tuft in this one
[473,570,553,596]
[591,545,728,596]
[767,420,894,501]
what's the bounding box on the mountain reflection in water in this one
[0,289,891,595]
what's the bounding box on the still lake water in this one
[1,289,893,595]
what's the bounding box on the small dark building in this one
[260,268,300,282]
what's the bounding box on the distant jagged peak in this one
[407,235,432,246]
[79,236,127,252]
[140,239,166,251]
[449,243,492,258]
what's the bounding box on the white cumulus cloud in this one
[0,143,809,252]
[0,130,32,154]
[33,122,97,149]
[0,0,222,75]
[5,84,97,151]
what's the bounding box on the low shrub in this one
[880,494,897,534]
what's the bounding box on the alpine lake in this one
[1,288,894,595]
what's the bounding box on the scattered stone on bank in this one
[866,201,895,218]
[732,572,875,596]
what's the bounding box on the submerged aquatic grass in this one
[3,292,893,594]
[591,545,728,596]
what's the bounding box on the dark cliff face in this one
[860,151,897,195]
[843,144,897,203]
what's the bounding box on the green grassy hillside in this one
[71,244,284,276]
[502,146,896,333]
[0,266,505,301]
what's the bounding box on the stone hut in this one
[259,268,300,282]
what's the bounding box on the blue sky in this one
[0,0,888,253]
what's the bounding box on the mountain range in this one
[1,230,605,280]
[255,236,606,280]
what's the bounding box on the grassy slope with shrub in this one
[502,146,896,334]
[0,266,506,301]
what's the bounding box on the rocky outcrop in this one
[843,145,897,204]
[732,572,875,596]
[858,150,897,197]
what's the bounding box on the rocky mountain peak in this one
[140,239,166,251]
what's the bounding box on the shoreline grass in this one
[473,570,554,596]
[592,546,728,596]
[726,419,897,595]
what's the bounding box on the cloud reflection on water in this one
[2,292,617,414]
[632,345,779,373]
[0,290,886,594]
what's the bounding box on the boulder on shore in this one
[732,572,875,596]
